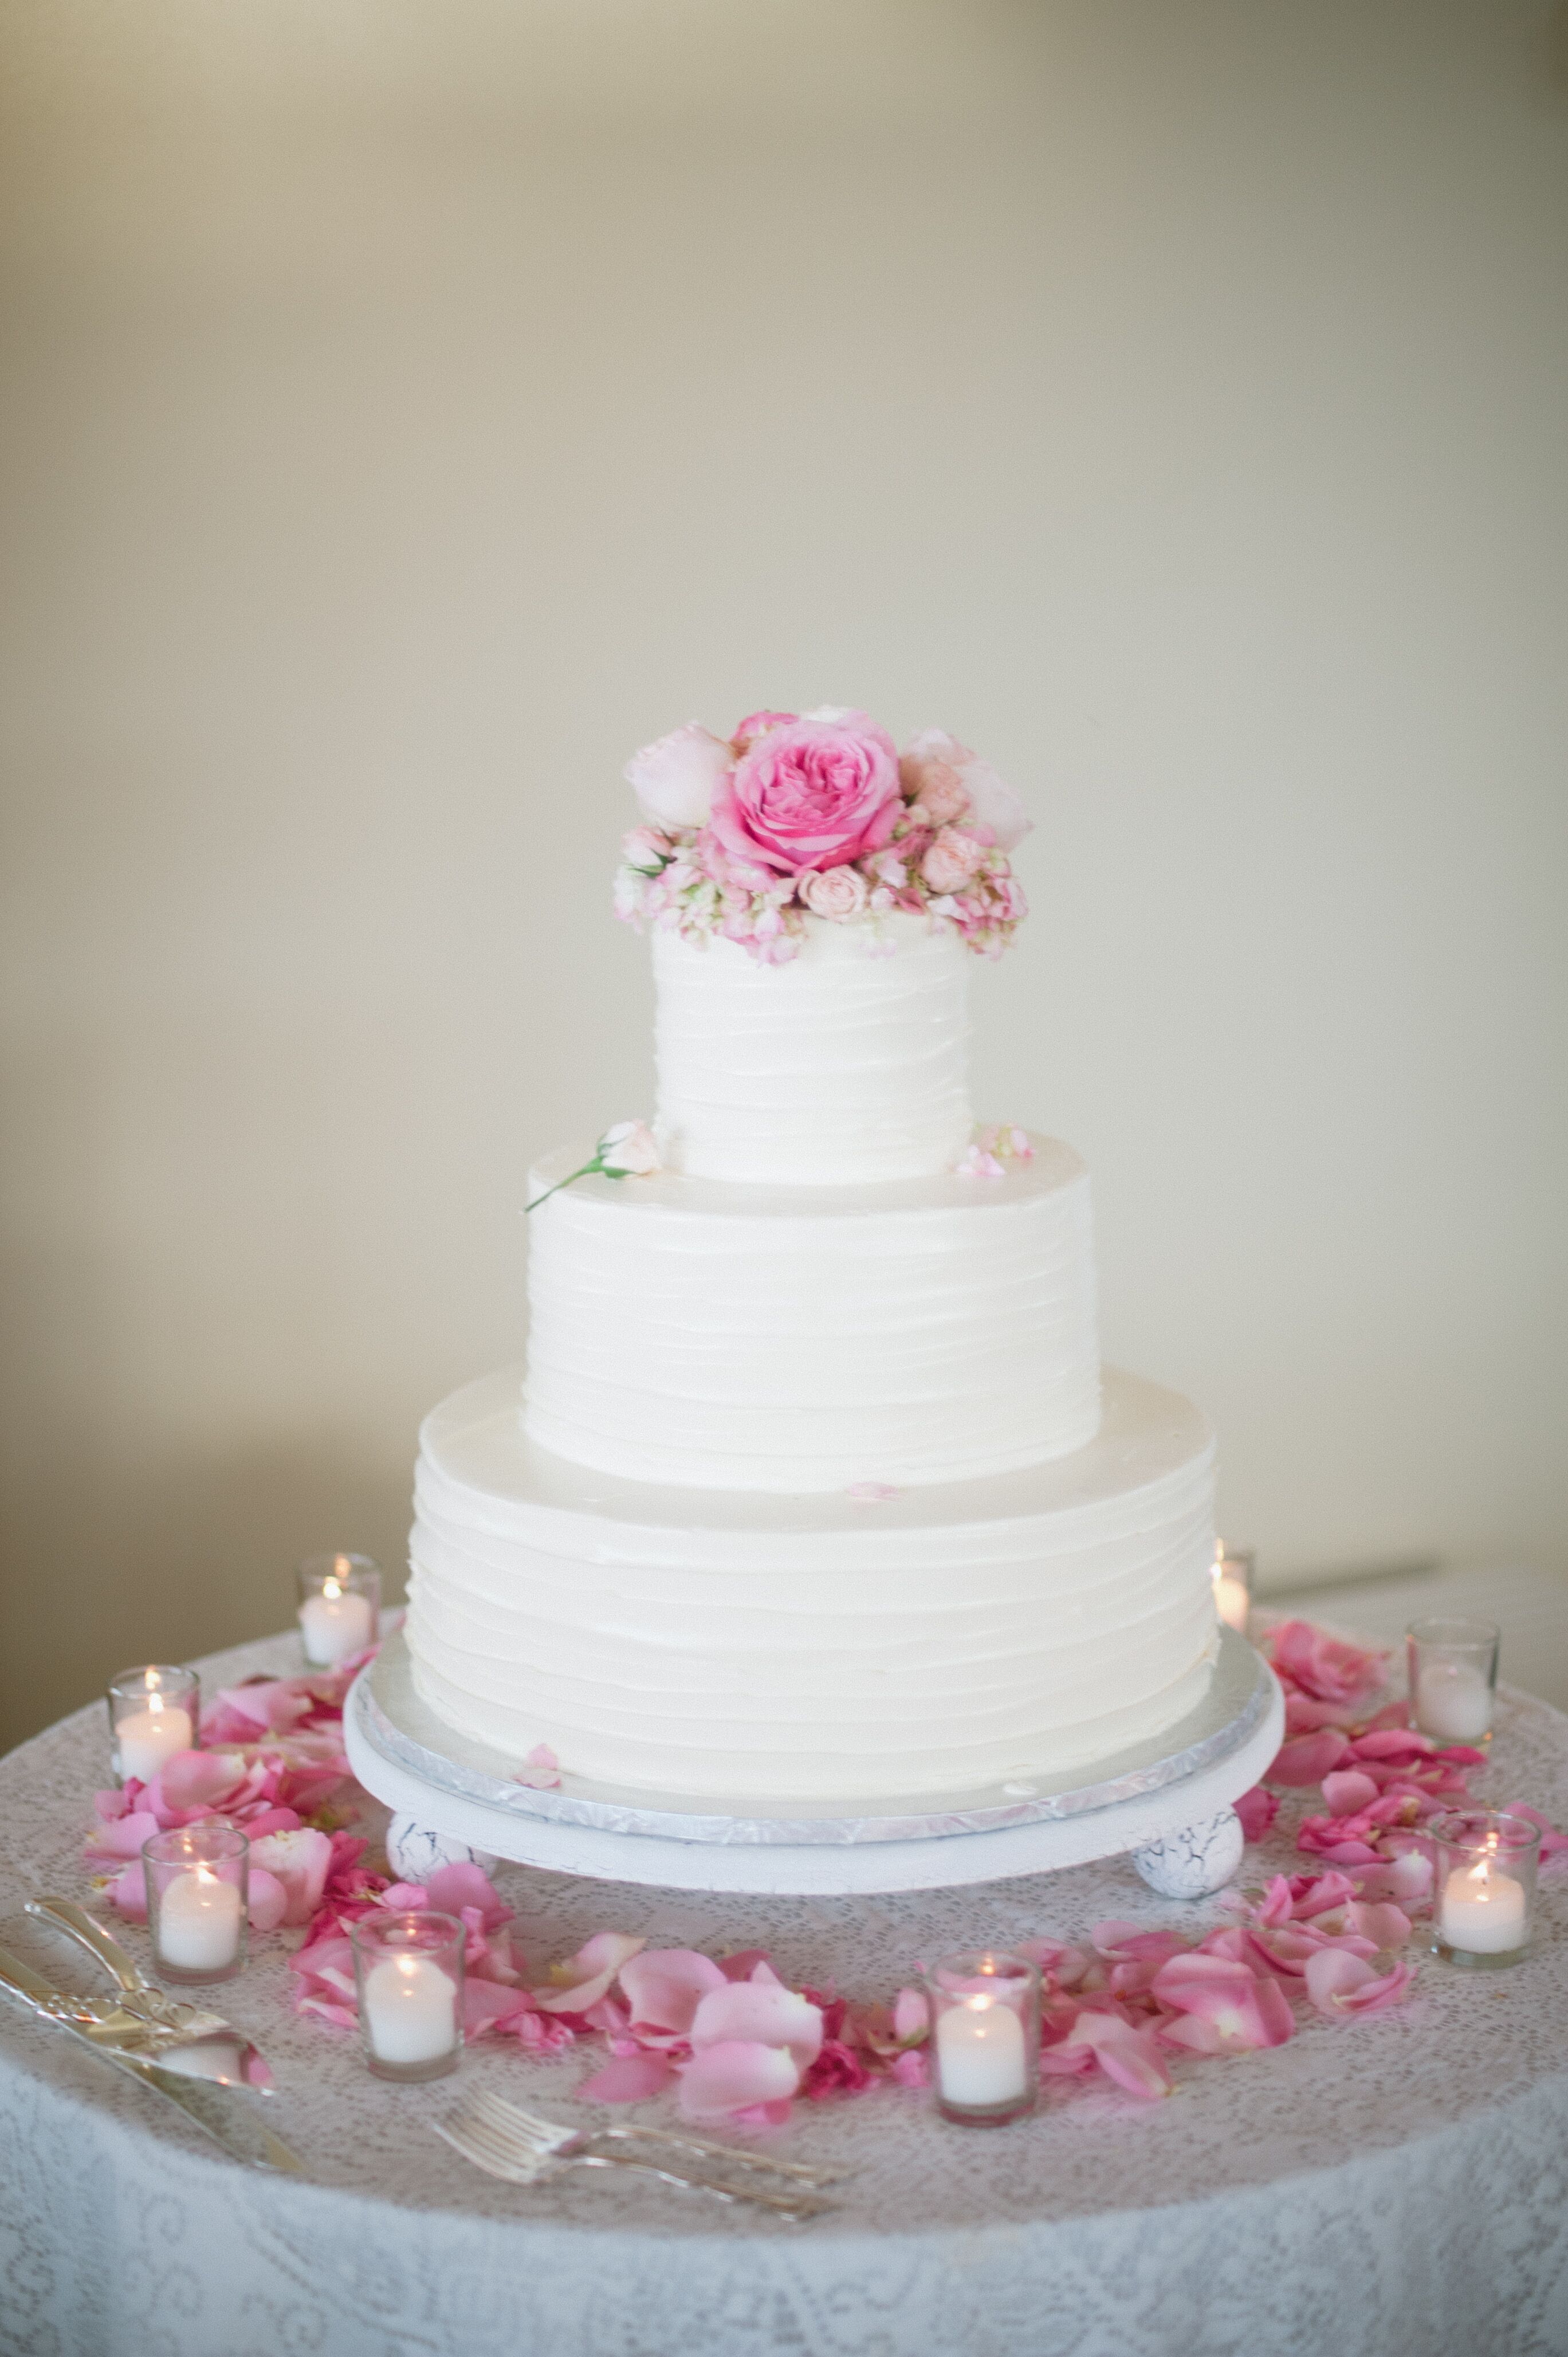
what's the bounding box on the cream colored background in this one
[2,1,1566,1752]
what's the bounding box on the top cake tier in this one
[653,915,972,1186]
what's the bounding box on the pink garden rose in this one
[710,713,901,876]
[247,1826,334,1929]
[624,723,734,830]
[799,865,870,921]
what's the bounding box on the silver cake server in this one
[0,1943,305,2172]
[25,1896,274,2091]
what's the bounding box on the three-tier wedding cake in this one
[406,707,1219,1807]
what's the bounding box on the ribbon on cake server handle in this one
[524,1123,661,1215]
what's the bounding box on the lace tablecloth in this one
[3,1633,1568,2357]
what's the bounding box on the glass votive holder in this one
[1428,1809,1539,1970]
[1407,1615,1499,1743]
[296,1552,382,1668]
[923,1951,1039,2125]
[143,1825,249,1984]
[352,1909,465,2083]
[1212,1540,1255,1636]
[107,1665,201,1788]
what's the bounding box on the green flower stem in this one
[524,1148,638,1214]
[524,1154,605,1215]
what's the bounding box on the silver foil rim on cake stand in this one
[356,1625,1274,1850]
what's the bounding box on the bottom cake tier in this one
[405,1364,1220,1807]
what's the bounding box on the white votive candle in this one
[935,1996,1029,2108]
[1415,1660,1492,1742]
[1440,1858,1526,1955]
[299,1583,375,1667]
[1214,1574,1250,1633]
[363,1954,458,2065]
[117,1696,194,1783]
[157,1866,244,1972]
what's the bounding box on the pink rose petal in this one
[239,1806,302,1841]
[677,2040,801,2123]
[1060,2011,1173,2100]
[1267,1621,1387,1709]
[1352,1851,1434,1905]
[84,1809,162,1865]
[533,1931,646,2015]
[620,1947,728,2037]
[1268,1730,1354,1787]
[1150,1953,1295,2051]
[717,1949,773,1982]
[462,1980,539,2040]
[425,1862,510,1930]
[247,1867,289,1933]
[891,1987,930,2043]
[578,2050,680,2104]
[1500,1802,1568,1872]
[1235,1785,1280,1841]
[513,1743,561,1791]
[1304,1948,1417,2017]
[150,1751,247,1815]
[1322,1770,1381,1816]
[108,1861,148,1921]
[689,1980,823,2069]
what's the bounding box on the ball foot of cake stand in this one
[349,1629,1280,1900]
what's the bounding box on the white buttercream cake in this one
[405,708,1219,1806]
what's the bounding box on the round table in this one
[2,1633,1567,2357]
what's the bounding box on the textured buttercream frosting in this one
[522,1134,1100,1492]
[653,915,972,1185]
[410,864,1223,1809]
[408,1365,1219,1804]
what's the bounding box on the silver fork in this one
[435,2092,833,2219]
[471,2088,846,2185]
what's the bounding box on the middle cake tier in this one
[523,1133,1100,1493]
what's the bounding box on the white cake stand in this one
[346,1628,1283,1899]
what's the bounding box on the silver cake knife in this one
[0,1943,306,2172]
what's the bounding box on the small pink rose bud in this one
[799,865,870,921]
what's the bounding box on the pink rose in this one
[921,826,987,893]
[710,715,901,877]
[901,728,1031,851]
[247,1826,333,1928]
[799,865,869,921]
[624,723,734,830]
[913,771,970,826]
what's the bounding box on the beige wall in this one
[3,1,1566,1751]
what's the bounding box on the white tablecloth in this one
[3,1632,1568,2357]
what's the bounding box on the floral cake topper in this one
[614,705,1030,963]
